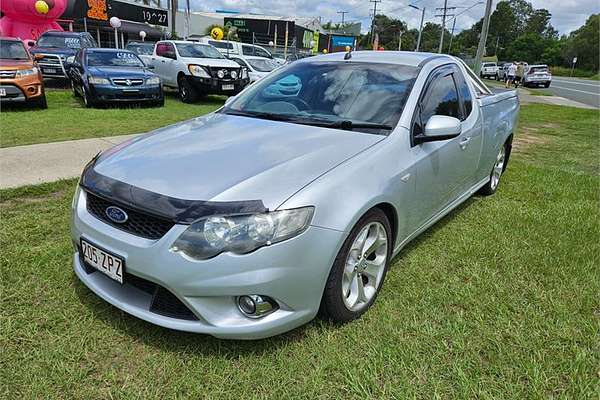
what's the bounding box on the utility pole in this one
[474,0,493,74]
[398,30,404,51]
[447,18,456,53]
[170,0,177,38]
[409,4,425,52]
[435,1,455,53]
[370,0,382,47]
[337,11,348,30]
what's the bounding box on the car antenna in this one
[344,46,352,61]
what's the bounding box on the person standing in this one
[505,61,517,88]
[515,62,525,88]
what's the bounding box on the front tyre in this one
[178,76,198,103]
[320,208,392,323]
[478,142,508,196]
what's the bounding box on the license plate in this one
[222,84,235,91]
[43,68,56,74]
[80,239,124,284]
[0,88,5,97]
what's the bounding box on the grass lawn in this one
[1,104,599,399]
[0,89,224,148]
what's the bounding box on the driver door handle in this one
[459,137,471,150]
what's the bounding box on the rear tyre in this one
[544,82,550,88]
[178,76,198,103]
[478,141,509,196]
[320,208,392,323]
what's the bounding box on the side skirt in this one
[392,177,490,257]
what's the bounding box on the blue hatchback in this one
[68,48,163,108]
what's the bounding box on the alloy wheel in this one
[341,221,388,311]
[490,145,506,190]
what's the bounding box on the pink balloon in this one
[0,0,68,44]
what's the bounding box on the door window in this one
[452,70,473,120]
[156,42,175,58]
[420,74,461,126]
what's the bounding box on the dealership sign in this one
[68,0,168,26]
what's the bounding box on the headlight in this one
[15,67,38,78]
[170,207,314,260]
[146,76,161,85]
[88,76,110,85]
[188,64,210,78]
[230,70,238,79]
[216,69,225,79]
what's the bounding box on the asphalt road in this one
[540,77,600,108]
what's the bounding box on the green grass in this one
[0,89,224,148]
[1,104,599,399]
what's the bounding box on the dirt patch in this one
[513,127,551,153]
[0,190,66,209]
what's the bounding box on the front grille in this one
[112,78,144,86]
[79,252,198,321]
[206,66,241,80]
[38,56,63,65]
[85,190,175,240]
[0,70,16,79]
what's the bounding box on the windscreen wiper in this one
[222,109,393,132]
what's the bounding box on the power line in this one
[435,1,456,53]
[370,0,382,46]
[337,11,348,26]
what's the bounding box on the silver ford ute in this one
[71,51,519,339]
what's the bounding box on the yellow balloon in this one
[322,49,328,54]
[345,46,351,52]
[35,0,49,14]
[210,27,224,40]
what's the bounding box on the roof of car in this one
[39,30,90,36]
[528,64,548,67]
[84,48,134,53]
[297,51,452,67]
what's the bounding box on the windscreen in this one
[247,58,278,72]
[127,43,154,55]
[530,66,549,73]
[87,51,145,68]
[223,61,419,135]
[176,43,224,59]
[0,40,29,60]
[37,35,93,48]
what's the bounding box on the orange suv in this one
[0,37,47,108]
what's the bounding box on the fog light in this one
[237,295,278,318]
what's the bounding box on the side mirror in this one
[146,64,155,70]
[415,115,462,144]
[27,40,36,47]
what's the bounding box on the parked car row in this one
[1,31,286,109]
[480,61,552,88]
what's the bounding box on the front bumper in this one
[89,84,163,103]
[71,189,344,339]
[188,76,248,95]
[0,78,44,102]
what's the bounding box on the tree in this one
[561,14,599,71]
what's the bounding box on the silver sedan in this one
[71,51,519,339]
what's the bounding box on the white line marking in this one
[551,85,600,96]
[552,79,600,88]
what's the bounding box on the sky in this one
[188,0,599,35]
